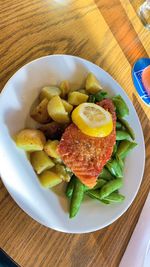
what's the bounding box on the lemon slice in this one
[72,103,113,137]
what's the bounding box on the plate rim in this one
[0,54,145,233]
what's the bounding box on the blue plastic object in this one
[132,58,150,105]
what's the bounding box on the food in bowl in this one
[14,73,137,218]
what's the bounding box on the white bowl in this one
[0,55,145,233]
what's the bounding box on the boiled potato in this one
[15,129,46,152]
[53,158,63,164]
[44,140,60,159]
[61,99,73,113]
[39,170,62,188]
[30,151,55,174]
[39,121,65,140]
[85,73,102,93]
[39,86,61,101]
[54,164,71,182]
[47,96,70,124]
[30,98,50,124]
[60,80,70,98]
[78,89,88,94]
[68,91,88,105]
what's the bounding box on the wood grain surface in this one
[0,0,150,266]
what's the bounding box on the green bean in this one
[84,185,90,192]
[93,179,106,189]
[100,199,110,204]
[65,175,76,199]
[116,140,137,160]
[118,117,135,140]
[86,189,100,200]
[86,190,124,204]
[116,130,130,140]
[114,190,119,193]
[112,95,129,117]
[106,159,123,178]
[88,95,96,103]
[112,141,120,157]
[117,157,124,170]
[86,190,110,204]
[104,192,125,203]
[99,178,123,199]
[116,121,122,130]
[94,91,108,102]
[98,167,114,181]
[112,143,118,156]
[69,178,84,218]
[88,91,108,103]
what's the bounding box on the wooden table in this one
[0,1,150,266]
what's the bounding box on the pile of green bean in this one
[65,93,137,218]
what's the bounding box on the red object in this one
[142,66,150,96]
[58,99,116,188]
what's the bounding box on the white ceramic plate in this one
[0,55,145,233]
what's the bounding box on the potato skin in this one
[85,73,102,93]
[68,91,88,105]
[30,98,50,124]
[60,80,70,98]
[39,86,61,101]
[15,129,46,152]
[39,121,65,140]
[44,140,60,159]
